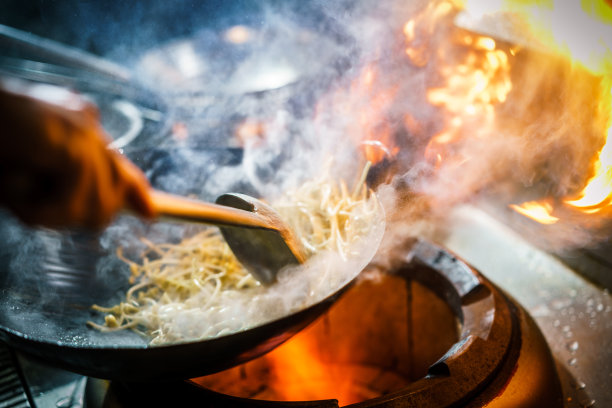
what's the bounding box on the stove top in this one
[437,205,612,408]
[1,219,598,407]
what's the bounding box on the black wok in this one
[0,147,382,381]
[0,279,350,381]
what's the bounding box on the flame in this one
[194,322,375,405]
[509,200,559,224]
[315,65,400,165]
[502,0,612,216]
[457,0,612,222]
[403,1,513,169]
[424,37,511,162]
[262,334,360,405]
[564,81,612,213]
[403,0,462,67]
[235,119,266,147]
[326,0,612,226]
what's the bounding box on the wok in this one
[0,147,383,381]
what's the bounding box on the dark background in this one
[0,1,341,61]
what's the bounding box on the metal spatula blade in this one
[215,193,306,285]
[150,190,305,284]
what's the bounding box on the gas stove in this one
[3,219,608,408]
[1,2,611,407]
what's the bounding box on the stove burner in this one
[83,239,563,407]
[0,344,30,408]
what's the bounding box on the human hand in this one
[0,81,154,229]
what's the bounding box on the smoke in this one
[305,0,612,254]
[2,0,611,350]
[86,0,612,278]
[415,6,612,252]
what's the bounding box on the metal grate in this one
[0,344,30,408]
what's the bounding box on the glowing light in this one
[475,37,496,51]
[509,201,560,224]
[422,31,512,163]
[172,42,205,78]
[502,0,612,214]
[315,65,399,165]
[263,334,358,405]
[565,84,612,212]
[403,0,461,67]
[224,25,253,44]
[235,119,266,147]
[462,0,612,219]
[403,20,416,41]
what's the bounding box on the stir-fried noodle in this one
[88,163,380,344]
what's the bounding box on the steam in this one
[2,0,611,348]
[407,2,612,252]
[307,0,612,254]
[96,213,385,344]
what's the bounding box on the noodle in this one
[88,162,380,344]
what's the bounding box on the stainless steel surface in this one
[215,193,306,284]
[436,205,612,408]
[559,243,612,292]
[136,22,345,95]
[0,24,131,82]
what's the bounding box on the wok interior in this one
[0,147,384,350]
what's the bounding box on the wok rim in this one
[0,274,357,381]
[0,270,359,352]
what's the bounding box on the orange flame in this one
[564,83,612,213]
[501,1,612,220]
[402,1,513,168]
[424,36,512,162]
[262,334,361,405]
[403,0,462,67]
[324,0,612,227]
[401,0,612,225]
[315,65,400,165]
[509,200,559,224]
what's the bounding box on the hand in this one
[0,81,154,229]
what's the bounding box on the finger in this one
[113,153,155,218]
[82,136,127,229]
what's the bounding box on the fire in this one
[192,275,436,405]
[324,0,612,228]
[563,82,612,213]
[192,320,367,405]
[315,65,400,165]
[400,0,612,226]
[260,333,360,404]
[488,0,612,220]
[403,0,461,67]
[402,0,513,169]
[509,200,559,224]
[423,34,512,162]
